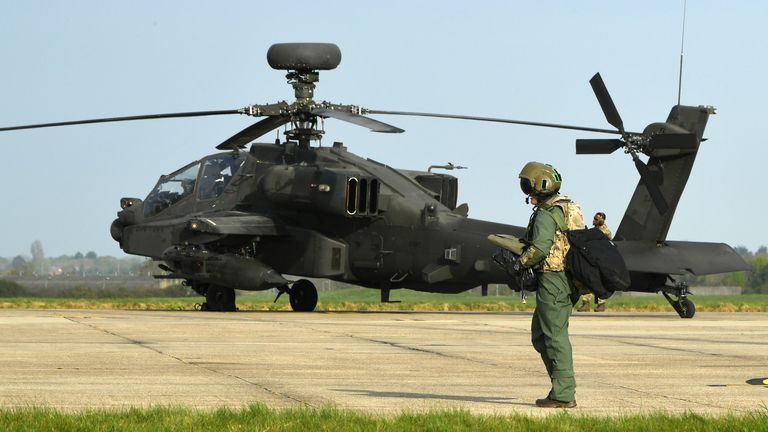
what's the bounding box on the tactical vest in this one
[527,195,585,272]
[597,223,613,240]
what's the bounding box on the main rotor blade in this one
[589,73,624,134]
[312,108,404,133]
[575,139,624,154]
[0,110,242,132]
[647,133,698,150]
[216,115,290,150]
[366,110,630,135]
[633,156,669,215]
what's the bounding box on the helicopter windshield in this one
[198,154,246,200]
[144,162,201,217]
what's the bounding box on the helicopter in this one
[0,43,749,317]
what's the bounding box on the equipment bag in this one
[565,227,631,299]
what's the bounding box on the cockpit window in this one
[144,162,201,217]
[198,154,246,200]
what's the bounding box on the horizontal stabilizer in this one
[616,240,750,275]
[575,139,623,154]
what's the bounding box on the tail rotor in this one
[576,73,697,215]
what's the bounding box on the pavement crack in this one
[291,322,546,376]
[601,382,747,413]
[600,337,756,361]
[63,316,312,407]
[290,319,753,413]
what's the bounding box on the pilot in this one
[517,161,577,408]
[181,179,195,197]
[578,212,612,312]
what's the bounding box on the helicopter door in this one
[349,231,384,270]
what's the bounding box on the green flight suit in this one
[521,203,576,402]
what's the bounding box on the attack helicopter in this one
[0,43,748,317]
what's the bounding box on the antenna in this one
[677,0,687,106]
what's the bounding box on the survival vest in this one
[533,195,585,272]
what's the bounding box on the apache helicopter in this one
[0,43,748,317]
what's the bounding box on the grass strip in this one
[1,291,767,312]
[0,405,766,432]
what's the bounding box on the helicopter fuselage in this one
[112,141,521,297]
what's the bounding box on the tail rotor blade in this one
[633,157,669,215]
[575,139,624,154]
[216,115,289,150]
[589,73,624,134]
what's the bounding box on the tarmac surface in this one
[0,308,766,415]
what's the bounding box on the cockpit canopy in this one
[144,153,246,217]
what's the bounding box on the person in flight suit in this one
[577,212,612,312]
[517,161,577,408]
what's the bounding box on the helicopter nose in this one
[110,219,124,242]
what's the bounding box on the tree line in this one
[0,240,151,277]
[2,241,768,294]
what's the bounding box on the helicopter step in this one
[379,281,402,304]
[661,281,695,319]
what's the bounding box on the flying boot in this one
[577,301,590,312]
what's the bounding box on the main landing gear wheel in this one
[289,279,318,312]
[203,285,237,312]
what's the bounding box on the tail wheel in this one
[662,286,696,319]
[289,279,318,312]
[674,297,696,319]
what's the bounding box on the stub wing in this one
[616,240,750,276]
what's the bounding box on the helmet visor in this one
[520,178,533,196]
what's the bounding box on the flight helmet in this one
[519,161,562,197]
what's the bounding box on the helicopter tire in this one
[204,285,237,312]
[289,279,318,312]
[663,290,696,319]
[668,295,696,319]
[676,298,696,319]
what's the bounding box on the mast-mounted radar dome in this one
[267,43,341,71]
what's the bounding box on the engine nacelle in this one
[260,165,380,217]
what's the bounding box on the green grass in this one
[1,289,767,312]
[0,404,766,432]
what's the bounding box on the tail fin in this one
[615,105,715,242]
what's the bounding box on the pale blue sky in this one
[0,1,766,258]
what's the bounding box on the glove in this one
[512,260,524,273]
